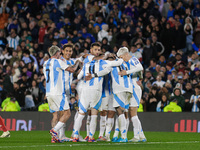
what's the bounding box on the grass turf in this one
[0,131,200,150]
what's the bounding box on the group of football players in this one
[43,42,147,143]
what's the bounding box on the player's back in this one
[43,58,68,96]
[126,56,143,87]
[111,62,133,94]
[82,60,105,91]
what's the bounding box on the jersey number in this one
[46,69,50,83]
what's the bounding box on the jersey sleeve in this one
[96,66,112,77]
[88,55,95,62]
[58,59,69,70]
[77,69,84,80]
[126,57,143,75]
[106,59,123,67]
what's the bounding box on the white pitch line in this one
[0,141,199,149]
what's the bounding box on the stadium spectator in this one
[190,85,200,112]
[163,98,182,112]
[147,86,160,111]
[38,98,50,112]
[2,96,20,111]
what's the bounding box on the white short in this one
[79,89,102,113]
[108,94,115,111]
[113,92,132,109]
[100,93,111,111]
[47,94,70,113]
[129,85,141,108]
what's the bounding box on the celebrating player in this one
[43,45,75,143]
[117,47,147,142]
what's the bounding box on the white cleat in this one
[79,135,87,142]
[0,131,10,138]
[128,137,140,142]
[60,137,71,142]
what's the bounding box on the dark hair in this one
[63,43,73,50]
[91,42,101,48]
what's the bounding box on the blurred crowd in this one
[0,0,200,112]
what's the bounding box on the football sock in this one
[59,124,66,139]
[0,116,7,132]
[53,121,64,133]
[89,115,97,139]
[71,111,79,138]
[105,118,114,138]
[99,115,106,137]
[138,117,146,139]
[86,115,91,136]
[126,118,130,132]
[73,114,85,138]
[113,116,119,138]
[118,114,127,139]
[131,115,140,139]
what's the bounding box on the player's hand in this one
[118,70,127,76]
[66,67,75,73]
[85,73,93,81]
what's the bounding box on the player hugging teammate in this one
[43,43,147,143]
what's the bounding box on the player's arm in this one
[106,58,123,67]
[92,52,115,60]
[77,69,84,80]
[85,66,112,81]
[58,59,75,73]
[118,59,143,76]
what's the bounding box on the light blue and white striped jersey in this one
[111,62,133,94]
[125,56,143,105]
[83,54,95,64]
[61,56,83,95]
[7,36,20,50]
[43,58,69,96]
[125,56,143,82]
[190,95,200,112]
[78,59,106,91]
[61,56,75,95]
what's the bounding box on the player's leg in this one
[0,116,10,138]
[97,110,107,140]
[88,108,98,142]
[73,91,89,142]
[125,110,129,132]
[112,116,119,141]
[88,90,102,142]
[97,96,109,140]
[105,110,115,141]
[112,92,131,142]
[129,87,146,142]
[85,109,91,141]
[71,110,79,138]
[50,95,71,142]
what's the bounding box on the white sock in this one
[138,117,146,139]
[86,115,91,136]
[99,116,106,137]
[73,114,85,138]
[71,111,79,138]
[118,114,127,139]
[89,115,97,138]
[59,124,66,139]
[53,121,64,133]
[126,118,130,132]
[113,116,119,138]
[105,118,114,138]
[131,116,140,139]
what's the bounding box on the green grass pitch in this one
[0,131,200,150]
